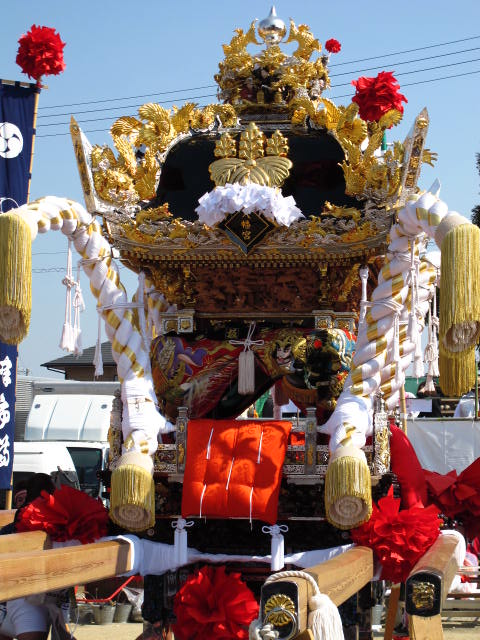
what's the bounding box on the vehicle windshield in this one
[67,447,103,498]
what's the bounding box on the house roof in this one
[41,341,115,369]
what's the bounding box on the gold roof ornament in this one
[71,10,437,270]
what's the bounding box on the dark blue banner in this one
[0,81,38,213]
[0,81,38,489]
[0,343,17,489]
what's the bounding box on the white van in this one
[20,391,115,501]
[12,441,79,492]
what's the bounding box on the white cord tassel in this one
[262,524,288,571]
[230,322,264,395]
[358,264,369,327]
[59,240,75,352]
[172,518,194,566]
[93,312,104,377]
[137,272,151,354]
[308,593,344,640]
[73,264,85,356]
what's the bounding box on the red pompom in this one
[16,25,66,84]
[325,39,341,54]
[16,485,109,544]
[173,565,259,640]
[351,71,407,123]
[351,486,441,583]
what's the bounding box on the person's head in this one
[25,473,55,504]
[13,479,28,508]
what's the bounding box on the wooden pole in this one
[0,530,51,554]
[260,546,373,635]
[0,538,132,601]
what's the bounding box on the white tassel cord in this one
[262,524,288,571]
[59,239,75,352]
[72,263,85,356]
[230,322,264,395]
[93,312,104,377]
[264,570,344,640]
[172,518,194,566]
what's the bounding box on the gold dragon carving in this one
[90,102,237,208]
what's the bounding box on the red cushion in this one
[181,420,291,524]
[390,424,428,508]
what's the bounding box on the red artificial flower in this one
[313,339,323,349]
[173,565,259,640]
[16,485,109,544]
[351,71,407,123]
[325,39,341,54]
[16,25,66,84]
[351,486,441,583]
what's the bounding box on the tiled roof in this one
[41,341,115,369]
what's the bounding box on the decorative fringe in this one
[172,518,193,566]
[110,452,155,532]
[238,350,255,395]
[230,322,263,395]
[73,264,85,356]
[325,445,372,530]
[93,313,104,377]
[0,213,32,344]
[438,343,476,397]
[308,593,345,640]
[59,240,75,352]
[436,221,480,396]
[262,524,288,571]
[439,222,480,354]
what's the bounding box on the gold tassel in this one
[438,343,476,397]
[436,221,480,396]
[0,213,32,344]
[325,445,372,530]
[109,452,155,532]
[439,222,480,352]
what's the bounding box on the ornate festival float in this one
[1,8,480,640]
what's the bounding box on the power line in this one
[330,67,480,100]
[36,66,480,138]
[36,46,480,121]
[330,55,480,88]
[37,34,480,112]
[329,34,480,67]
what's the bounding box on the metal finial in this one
[258,6,286,46]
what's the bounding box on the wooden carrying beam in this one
[0,538,132,601]
[406,533,460,618]
[0,510,15,528]
[260,546,373,637]
[0,531,51,554]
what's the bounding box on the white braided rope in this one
[322,191,466,450]
[11,196,168,454]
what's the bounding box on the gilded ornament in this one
[209,123,292,187]
[263,594,296,627]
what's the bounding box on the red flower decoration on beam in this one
[16,25,66,85]
[351,71,407,123]
[325,39,341,54]
[173,565,259,640]
[351,486,441,583]
[16,485,109,544]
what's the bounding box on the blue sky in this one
[1,0,479,376]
